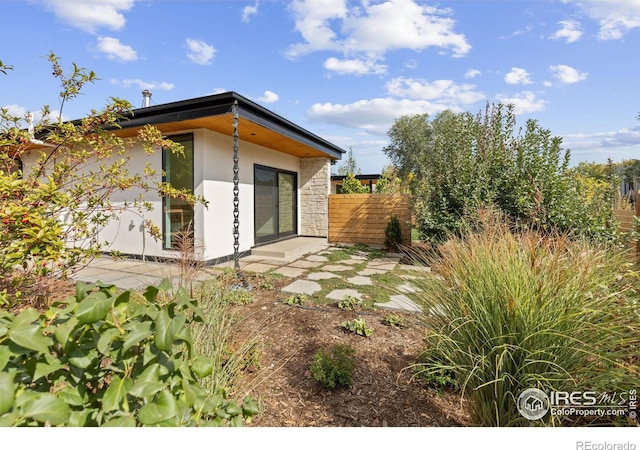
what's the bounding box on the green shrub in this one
[0,280,258,426]
[337,295,360,311]
[382,314,407,328]
[384,214,402,251]
[310,344,356,389]
[225,287,254,305]
[412,219,640,426]
[284,294,307,306]
[341,318,373,337]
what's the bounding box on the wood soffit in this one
[113,114,333,159]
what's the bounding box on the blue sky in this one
[1,0,639,174]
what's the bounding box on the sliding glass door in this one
[254,165,297,244]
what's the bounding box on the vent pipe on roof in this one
[141,90,152,108]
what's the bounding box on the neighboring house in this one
[331,174,381,194]
[24,92,345,264]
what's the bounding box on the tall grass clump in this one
[190,272,261,397]
[412,214,639,426]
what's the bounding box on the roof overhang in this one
[22,92,346,160]
[116,92,345,160]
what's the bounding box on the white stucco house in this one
[27,92,345,264]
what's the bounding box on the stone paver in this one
[339,259,365,265]
[375,294,421,312]
[321,264,353,272]
[326,289,363,301]
[306,255,329,262]
[366,262,397,271]
[282,279,322,295]
[287,260,323,269]
[397,282,421,293]
[307,271,340,280]
[274,266,307,278]
[347,275,372,286]
[357,268,387,276]
[243,262,280,273]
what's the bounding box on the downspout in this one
[232,100,241,275]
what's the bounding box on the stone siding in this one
[300,157,330,236]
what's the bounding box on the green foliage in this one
[0,280,257,426]
[337,295,360,311]
[340,172,369,194]
[341,317,373,337]
[225,288,254,305]
[309,344,356,389]
[383,103,618,244]
[284,293,307,306]
[190,279,261,397]
[384,214,402,251]
[412,218,640,426]
[415,349,457,393]
[337,148,361,176]
[0,53,206,302]
[381,314,406,328]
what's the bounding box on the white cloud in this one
[95,36,137,62]
[38,0,134,33]
[564,0,640,40]
[550,20,583,43]
[496,91,547,114]
[111,79,175,91]
[186,39,216,65]
[2,104,64,124]
[256,90,279,104]
[504,67,533,85]
[242,2,259,23]
[563,126,640,159]
[308,97,451,135]
[286,0,470,63]
[386,77,485,104]
[464,69,481,79]
[549,64,588,84]
[323,57,387,75]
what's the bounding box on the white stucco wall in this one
[22,127,330,263]
[199,129,300,261]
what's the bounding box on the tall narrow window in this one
[163,134,194,249]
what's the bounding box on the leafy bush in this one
[341,318,373,337]
[381,314,407,328]
[340,173,369,194]
[283,293,307,306]
[310,344,356,389]
[412,218,640,426]
[0,280,257,426]
[337,295,360,311]
[384,104,619,244]
[384,214,402,251]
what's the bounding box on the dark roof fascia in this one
[120,91,345,160]
[331,174,382,181]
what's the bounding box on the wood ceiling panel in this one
[113,114,329,158]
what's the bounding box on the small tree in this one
[337,147,361,176]
[0,53,204,302]
[339,172,368,194]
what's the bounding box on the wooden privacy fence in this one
[328,194,412,247]
[613,200,639,258]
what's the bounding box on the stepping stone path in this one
[327,289,363,301]
[375,294,421,312]
[347,275,372,286]
[307,272,340,280]
[282,279,322,296]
